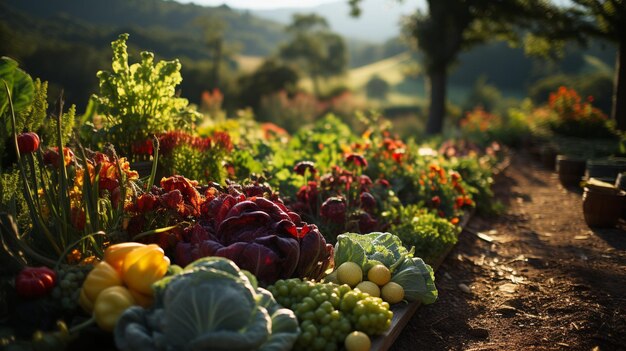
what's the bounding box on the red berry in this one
[17,132,40,154]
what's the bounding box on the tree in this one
[237,58,300,111]
[194,15,239,90]
[366,75,390,99]
[567,1,626,130]
[350,0,565,135]
[279,14,348,97]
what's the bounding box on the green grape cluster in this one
[268,278,393,351]
[50,265,92,311]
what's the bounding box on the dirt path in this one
[392,152,626,351]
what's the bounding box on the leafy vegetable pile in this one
[126,176,334,285]
[334,232,438,304]
[115,257,299,351]
[173,184,334,285]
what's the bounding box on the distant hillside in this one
[3,0,286,57]
[254,0,424,43]
[0,0,289,107]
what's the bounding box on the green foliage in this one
[463,76,502,113]
[365,75,390,99]
[0,59,53,233]
[238,59,299,112]
[42,104,76,147]
[116,257,299,351]
[447,157,497,215]
[334,232,438,303]
[160,140,229,185]
[387,206,460,264]
[0,57,34,119]
[280,14,348,96]
[0,57,35,161]
[258,92,321,133]
[92,34,199,160]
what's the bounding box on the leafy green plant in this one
[115,257,299,351]
[386,205,460,264]
[91,34,200,160]
[2,81,136,265]
[333,232,438,304]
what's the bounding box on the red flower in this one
[345,154,368,169]
[431,196,441,208]
[133,139,153,155]
[320,197,347,224]
[360,192,377,211]
[377,178,390,188]
[160,190,185,211]
[17,132,40,154]
[136,193,159,213]
[42,147,75,167]
[358,212,378,233]
[294,161,317,176]
[70,207,86,231]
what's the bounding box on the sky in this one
[174,0,339,10]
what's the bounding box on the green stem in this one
[147,135,160,190]
[54,94,70,249]
[54,231,107,269]
[3,80,62,255]
[0,213,57,267]
[68,317,96,335]
[132,222,188,241]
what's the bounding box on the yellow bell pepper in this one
[81,261,122,312]
[93,286,135,332]
[104,242,146,273]
[122,244,170,295]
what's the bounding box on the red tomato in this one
[15,266,57,299]
[17,132,40,154]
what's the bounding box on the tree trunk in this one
[425,67,447,135]
[612,40,626,131]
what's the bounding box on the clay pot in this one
[616,173,626,220]
[556,155,586,188]
[582,186,625,228]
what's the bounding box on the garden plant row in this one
[1,35,521,351]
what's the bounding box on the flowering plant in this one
[545,86,613,138]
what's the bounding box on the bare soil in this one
[392,152,626,351]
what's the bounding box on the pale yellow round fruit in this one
[345,331,371,351]
[367,264,391,286]
[381,282,405,304]
[323,270,339,284]
[336,262,363,287]
[355,281,381,297]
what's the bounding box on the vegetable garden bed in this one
[1,36,511,351]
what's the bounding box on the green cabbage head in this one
[114,257,299,351]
